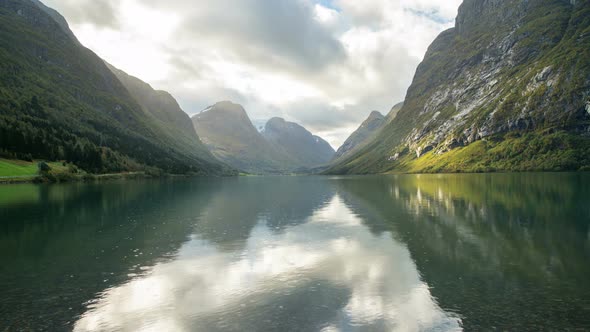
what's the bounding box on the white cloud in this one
[42,0,462,148]
[314,4,340,26]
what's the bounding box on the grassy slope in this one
[396,131,590,173]
[0,159,38,177]
[327,0,590,175]
[0,159,67,177]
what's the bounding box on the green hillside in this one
[107,65,231,171]
[327,0,590,174]
[0,0,232,175]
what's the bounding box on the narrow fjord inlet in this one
[1,0,590,331]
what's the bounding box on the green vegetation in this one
[0,158,79,183]
[108,65,224,168]
[0,159,39,177]
[0,158,159,184]
[395,131,590,173]
[0,0,232,177]
[0,159,68,177]
[327,0,590,175]
[332,111,386,163]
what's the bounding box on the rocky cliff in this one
[328,0,590,174]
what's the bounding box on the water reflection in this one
[336,173,590,330]
[2,174,589,331]
[74,195,460,331]
[0,179,221,330]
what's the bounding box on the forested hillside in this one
[0,0,232,175]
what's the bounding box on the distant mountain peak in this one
[214,100,242,108]
[194,101,254,127]
[332,108,390,162]
[366,111,385,123]
[193,102,334,173]
[263,117,335,168]
[264,117,307,134]
[369,110,384,117]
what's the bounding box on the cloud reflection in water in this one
[75,195,461,332]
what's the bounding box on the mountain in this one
[192,101,293,174]
[332,102,403,164]
[262,117,335,168]
[107,65,223,166]
[192,101,335,174]
[333,111,385,162]
[0,0,232,175]
[385,102,404,126]
[328,0,590,174]
[29,0,77,42]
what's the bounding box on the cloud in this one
[43,0,119,28]
[41,0,463,148]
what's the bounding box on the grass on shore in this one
[0,159,69,178]
[393,131,590,174]
[0,158,187,184]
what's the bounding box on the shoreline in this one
[0,172,219,185]
[3,169,589,185]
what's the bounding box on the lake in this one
[1,174,589,331]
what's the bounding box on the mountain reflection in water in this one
[1,174,589,331]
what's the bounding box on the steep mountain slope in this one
[332,102,403,164]
[262,117,335,168]
[29,0,77,42]
[384,102,404,126]
[0,0,231,175]
[333,111,385,162]
[328,0,590,174]
[192,102,294,174]
[107,65,223,166]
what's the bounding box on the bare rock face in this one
[328,0,590,174]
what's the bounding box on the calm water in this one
[1,174,590,331]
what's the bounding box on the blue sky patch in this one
[406,8,454,24]
[315,0,339,11]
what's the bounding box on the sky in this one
[43,0,463,148]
